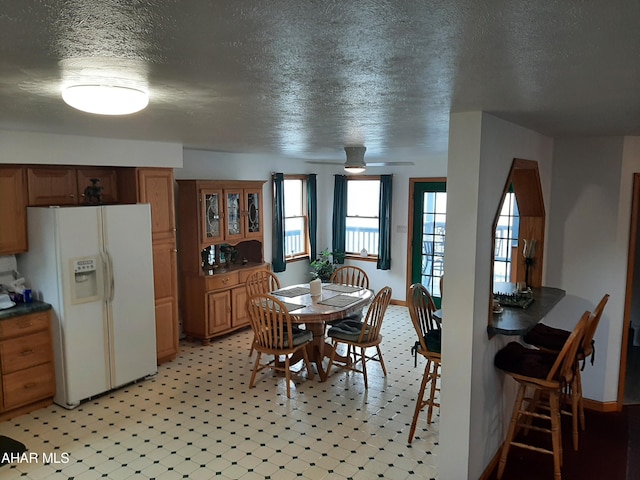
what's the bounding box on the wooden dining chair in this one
[329,265,370,289]
[245,293,314,398]
[245,269,281,296]
[245,270,281,355]
[523,293,609,446]
[327,265,371,330]
[407,283,441,443]
[325,286,392,389]
[494,310,590,480]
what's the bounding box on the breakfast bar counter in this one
[488,283,565,337]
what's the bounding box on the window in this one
[493,191,519,282]
[284,176,308,258]
[346,177,380,256]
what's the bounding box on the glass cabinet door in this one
[201,189,222,244]
[225,190,242,239]
[244,189,263,238]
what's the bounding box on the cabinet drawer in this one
[0,331,52,374]
[0,312,50,339]
[2,362,55,411]
[205,271,239,291]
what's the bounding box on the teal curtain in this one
[377,174,392,270]
[307,174,318,261]
[332,175,347,264]
[272,173,286,272]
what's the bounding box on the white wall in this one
[0,130,182,168]
[544,136,640,403]
[440,112,554,479]
[178,148,447,300]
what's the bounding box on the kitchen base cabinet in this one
[0,309,55,420]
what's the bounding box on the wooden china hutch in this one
[176,179,269,344]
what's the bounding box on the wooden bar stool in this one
[494,311,590,480]
[407,283,441,443]
[523,294,609,448]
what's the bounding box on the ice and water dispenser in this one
[70,256,101,304]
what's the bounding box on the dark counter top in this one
[488,284,566,337]
[0,301,52,321]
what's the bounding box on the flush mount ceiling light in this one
[62,84,149,115]
[343,146,367,173]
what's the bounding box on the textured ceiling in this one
[0,1,639,162]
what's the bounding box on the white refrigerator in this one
[18,204,157,409]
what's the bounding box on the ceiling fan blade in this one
[366,161,415,167]
[305,160,344,165]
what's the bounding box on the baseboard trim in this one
[583,398,620,412]
[479,446,503,480]
[390,299,407,306]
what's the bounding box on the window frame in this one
[283,174,309,261]
[345,175,380,261]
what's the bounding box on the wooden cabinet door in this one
[76,167,119,204]
[231,286,250,328]
[0,167,28,254]
[152,239,179,363]
[27,167,77,205]
[200,188,224,246]
[243,188,263,240]
[137,168,176,241]
[207,291,231,335]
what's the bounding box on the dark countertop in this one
[488,283,566,337]
[0,300,52,321]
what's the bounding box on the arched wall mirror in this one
[489,159,546,329]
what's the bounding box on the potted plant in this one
[310,249,345,282]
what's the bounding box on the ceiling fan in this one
[306,146,415,173]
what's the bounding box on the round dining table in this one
[270,282,373,381]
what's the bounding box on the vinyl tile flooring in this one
[2,305,440,479]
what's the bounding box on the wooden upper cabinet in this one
[27,167,77,206]
[137,168,176,241]
[27,166,119,206]
[76,167,119,204]
[0,167,28,255]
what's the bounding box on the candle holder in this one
[524,257,534,289]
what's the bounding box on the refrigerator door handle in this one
[100,251,110,301]
[106,250,115,303]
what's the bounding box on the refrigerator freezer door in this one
[53,207,110,407]
[101,204,157,387]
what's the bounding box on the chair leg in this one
[361,347,368,389]
[249,352,261,389]
[325,340,338,379]
[285,355,291,398]
[408,359,431,444]
[427,361,440,424]
[570,375,580,451]
[376,345,387,376]
[549,392,562,480]
[576,368,586,431]
[497,384,526,479]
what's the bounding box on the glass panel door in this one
[246,190,261,235]
[201,190,222,245]
[225,190,242,239]
[411,181,446,307]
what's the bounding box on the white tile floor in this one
[2,305,439,479]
